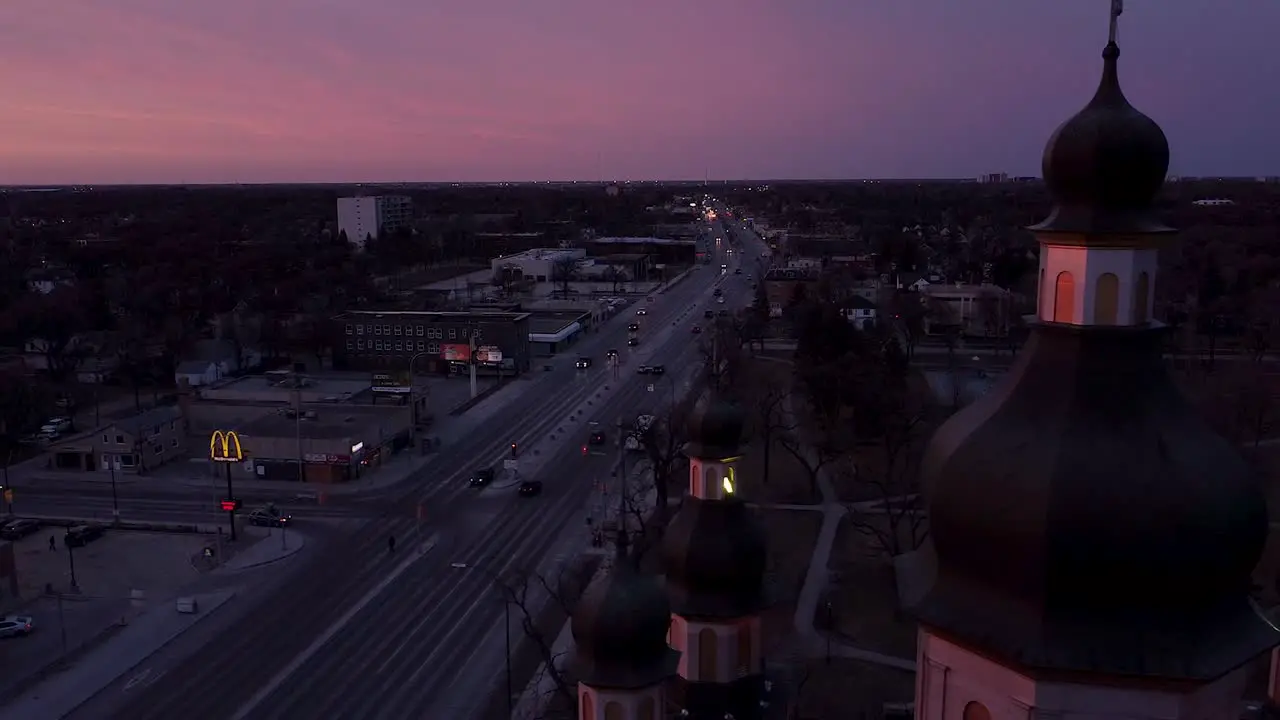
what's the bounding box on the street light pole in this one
[66,539,78,592]
[224,461,237,541]
[504,598,513,716]
[109,459,119,521]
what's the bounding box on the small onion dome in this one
[683,394,746,460]
[1030,42,1173,236]
[662,497,768,619]
[570,562,678,689]
[912,323,1279,679]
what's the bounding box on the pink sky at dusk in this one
[0,0,1276,184]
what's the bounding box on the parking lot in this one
[0,525,211,699]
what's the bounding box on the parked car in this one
[64,524,106,548]
[248,506,291,527]
[470,467,495,487]
[0,519,40,541]
[0,616,34,639]
[518,480,544,498]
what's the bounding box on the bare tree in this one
[601,265,628,294]
[748,370,790,487]
[844,402,931,558]
[697,322,744,393]
[776,398,849,502]
[635,395,694,519]
[491,558,599,714]
[551,255,579,298]
[1232,364,1276,449]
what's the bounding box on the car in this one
[0,519,40,540]
[717,297,725,304]
[518,480,543,498]
[704,310,714,319]
[627,337,639,347]
[717,309,728,317]
[588,431,607,445]
[691,325,702,334]
[575,358,592,369]
[713,288,723,297]
[649,365,666,375]
[248,506,292,527]
[64,523,105,548]
[470,467,496,487]
[734,269,742,275]
[636,365,653,374]
[0,615,34,639]
[636,309,647,316]
[627,323,640,332]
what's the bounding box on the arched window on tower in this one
[703,467,720,499]
[963,701,992,720]
[736,623,752,676]
[1093,272,1119,325]
[690,463,701,496]
[638,696,657,720]
[1053,271,1076,323]
[581,691,595,719]
[698,628,718,681]
[1134,272,1150,323]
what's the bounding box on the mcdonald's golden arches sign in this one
[209,430,244,463]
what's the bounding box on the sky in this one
[0,1,1276,184]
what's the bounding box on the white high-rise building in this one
[337,196,412,250]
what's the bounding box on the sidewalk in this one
[780,391,917,673]
[218,528,308,572]
[0,589,238,720]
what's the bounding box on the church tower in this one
[571,526,679,720]
[909,5,1280,720]
[661,396,769,719]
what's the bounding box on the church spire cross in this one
[1109,0,1124,45]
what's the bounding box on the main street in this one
[99,243,753,720]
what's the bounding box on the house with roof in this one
[49,405,186,473]
[174,339,261,388]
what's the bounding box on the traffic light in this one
[510,442,518,458]
[581,445,588,456]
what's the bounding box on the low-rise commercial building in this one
[332,310,532,376]
[490,248,586,283]
[231,405,412,483]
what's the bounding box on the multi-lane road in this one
[89,227,757,720]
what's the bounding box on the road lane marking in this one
[228,534,439,720]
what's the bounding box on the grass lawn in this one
[758,508,823,657]
[817,515,919,661]
[734,358,824,505]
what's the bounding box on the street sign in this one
[503,459,519,471]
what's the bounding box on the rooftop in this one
[492,248,584,263]
[592,237,697,247]
[528,309,589,334]
[335,310,532,322]
[237,405,407,440]
[203,372,372,402]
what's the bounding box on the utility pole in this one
[295,377,304,485]
[224,461,237,541]
[615,415,628,551]
[468,327,478,399]
[109,458,119,521]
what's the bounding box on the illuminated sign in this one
[209,430,244,463]
[371,372,411,395]
[350,442,364,454]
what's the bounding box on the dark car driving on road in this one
[589,431,607,445]
[470,467,496,487]
[518,480,543,498]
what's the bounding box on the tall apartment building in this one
[337,196,413,250]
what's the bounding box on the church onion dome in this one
[682,394,746,460]
[662,497,768,619]
[1030,42,1174,236]
[911,275,1278,679]
[570,561,678,689]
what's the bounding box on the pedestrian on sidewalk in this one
[48,535,56,551]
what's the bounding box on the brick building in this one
[332,310,532,376]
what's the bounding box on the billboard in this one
[476,345,503,364]
[441,344,471,362]
[209,430,244,463]
[371,372,411,395]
